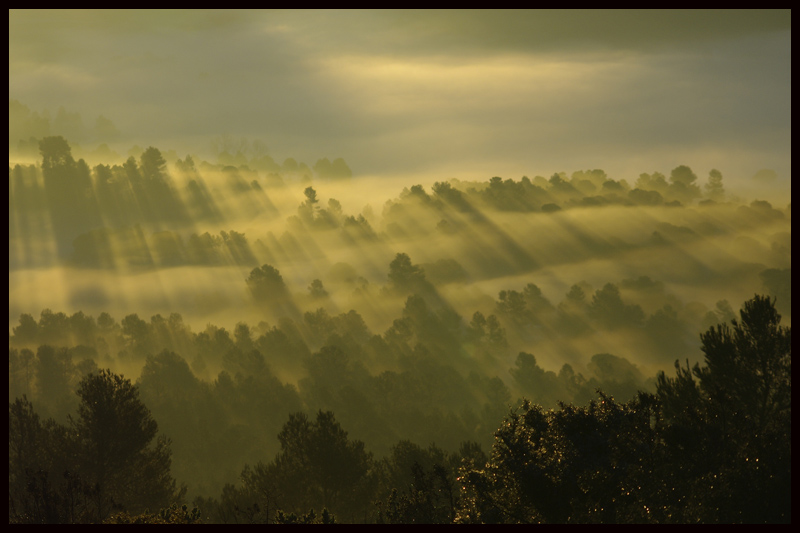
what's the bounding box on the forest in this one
[8,136,791,523]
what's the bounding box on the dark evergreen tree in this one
[238,410,373,522]
[70,370,184,521]
[656,294,791,523]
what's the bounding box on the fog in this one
[8,9,791,516]
[9,143,791,380]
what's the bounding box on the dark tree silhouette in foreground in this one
[9,370,184,523]
[458,295,790,523]
[656,294,790,523]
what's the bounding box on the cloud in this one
[9,10,791,185]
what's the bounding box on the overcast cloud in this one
[9,9,791,187]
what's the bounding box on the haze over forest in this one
[9,10,791,524]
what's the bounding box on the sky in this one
[9,9,792,188]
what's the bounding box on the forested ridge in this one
[8,294,791,523]
[9,137,791,523]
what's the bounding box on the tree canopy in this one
[9,370,184,523]
[458,294,790,523]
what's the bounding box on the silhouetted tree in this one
[246,264,290,303]
[35,345,75,418]
[39,136,75,173]
[587,283,644,329]
[387,253,426,293]
[377,462,456,524]
[71,370,184,521]
[667,165,701,203]
[242,410,372,521]
[297,186,320,224]
[104,504,202,524]
[509,352,564,408]
[704,168,724,201]
[139,147,167,181]
[656,294,791,522]
[137,350,200,404]
[457,392,661,523]
[308,279,328,299]
[120,313,154,359]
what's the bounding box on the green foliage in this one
[71,369,185,520]
[139,146,167,180]
[308,278,329,299]
[420,258,469,285]
[9,126,793,525]
[509,352,565,408]
[9,369,184,523]
[656,294,791,523]
[274,507,337,524]
[697,294,790,433]
[458,295,790,524]
[138,350,200,403]
[246,264,290,305]
[39,136,76,172]
[9,293,790,522]
[376,464,456,524]
[313,156,352,181]
[588,283,645,329]
[374,439,477,524]
[236,410,373,522]
[387,252,426,292]
[457,393,661,523]
[9,468,97,524]
[105,504,201,524]
[704,168,724,201]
